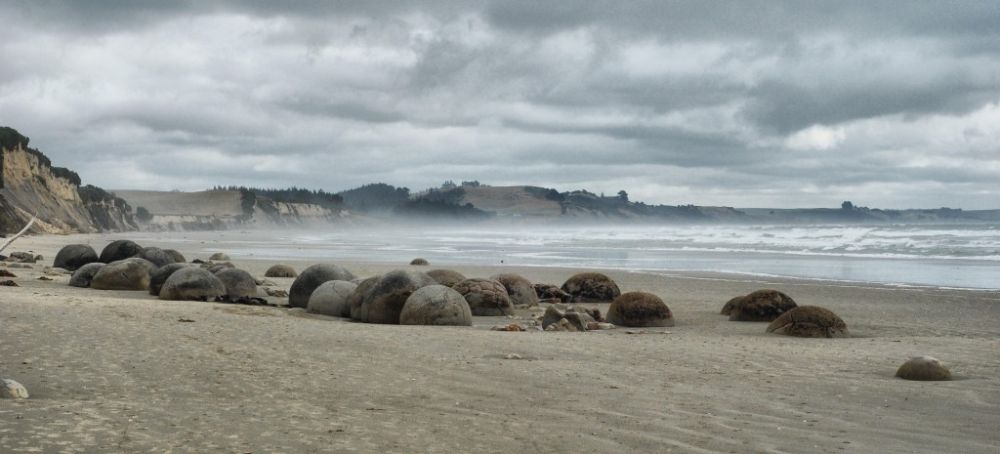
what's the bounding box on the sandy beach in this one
[1,232,998,453]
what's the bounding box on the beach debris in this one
[289,264,356,308]
[545,318,580,332]
[541,305,602,331]
[99,239,143,263]
[561,272,622,302]
[307,280,357,317]
[0,280,18,286]
[159,267,226,300]
[727,289,798,322]
[1,378,29,399]
[214,295,272,306]
[409,257,429,266]
[149,263,190,295]
[624,329,672,335]
[453,278,513,316]
[426,269,466,287]
[766,306,848,338]
[209,252,231,261]
[490,273,539,307]
[363,270,436,324]
[264,264,297,278]
[400,285,473,326]
[91,258,155,291]
[503,353,524,360]
[533,283,572,303]
[69,262,105,288]
[43,266,70,276]
[896,356,952,381]
[264,288,288,298]
[608,292,674,327]
[492,323,525,331]
[215,268,258,299]
[0,215,36,255]
[0,270,15,277]
[177,318,195,323]
[53,244,100,271]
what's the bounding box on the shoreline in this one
[1,232,998,452]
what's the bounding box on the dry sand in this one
[1,233,998,453]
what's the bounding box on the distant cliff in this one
[0,127,136,234]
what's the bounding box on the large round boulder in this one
[490,273,538,307]
[159,268,226,301]
[766,306,848,338]
[164,249,186,263]
[307,280,358,317]
[400,285,473,326]
[138,247,176,268]
[720,296,745,315]
[90,258,155,290]
[348,275,381,322]
[728,289,797,322]
[53,244,99,271]
[453,278,513,316]
[607,292,674,327]
[896,356,952,381]
[69,262,105,288]
[148,263,190,295]
[99,240,143,263]
[362,270,436,324]
[561,272,621,302]
[426,269,466,287]
[289,264,356,308]
[215,268,258,298]
[265,264,297,278]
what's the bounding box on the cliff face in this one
[0,129,136,233]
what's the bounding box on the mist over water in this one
[152,223,1000,290]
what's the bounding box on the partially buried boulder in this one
[728,289,797,322]
[1,379,29,399]
[164,249,186,263]
[99,240,143,263]
[159,268,226,301]
[607,292,674,327]
[69,262,105,288]
[400,285,472,326]
[148,263,190,295]
[138,247,176,268]
[209,252,231,261]
[453,278,513,316]
[362,270,436,324]
[410,258,429,266]
[490,273,538,307]
[265,264,297,278]
[534,283,572,303]
[766,306,848,338]
[53,244,99,271]
[90,258,155,290]
[720,296,745,316]
[561,272,621,302]
[348,275,381,322]
[289,264,356,308]
[896,356,952,381]
[307,280,357,317]
[426,269,466,287]
[214,268,258,299]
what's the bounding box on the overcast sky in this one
[2,1,998,208]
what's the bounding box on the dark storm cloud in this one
[1,1,998,208]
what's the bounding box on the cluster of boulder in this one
[721,289,849,338]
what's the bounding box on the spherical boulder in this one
[400,285,473,326]
[896,356,952,381]
[99,240,143,263]
[490,273,538,307]
[69,262,105,288]
[362,270,436,324]
[164,249,187,263]
[307,280,358,317]
[426,269,466,287]
[728,289,797,322]
[453,278,513,316]
[410,258,429,266]
[90,258,155,290]
[766,306,848,338]
[561,272,621,302]
[607,292,674,327]
[159,268,226,301]
[148,263,190,295]
[1,378,29,399]
[720,296,745,315]
[53,244,99,271]
[265,264,298,278]
[138,247,176,268]
[215,268,258,299]
[289,264,357,308]
[209,252,231,261]
[349,275,381,322]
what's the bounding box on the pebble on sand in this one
[1,378,29,399]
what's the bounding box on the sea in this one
[157,223,1000,291]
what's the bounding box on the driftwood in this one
[0,216,36,255]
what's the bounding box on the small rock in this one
[0,270,15,277]
[1,379,29,399]
[491,323,525,332]
[595,322,616,330]
[37,276,52,281]
[544,318,579,332]
[504,353,523,360]
[896,356,952,381]
[265,288,289,297]
[0,280,18,286]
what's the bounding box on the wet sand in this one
[1,233,998,453]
